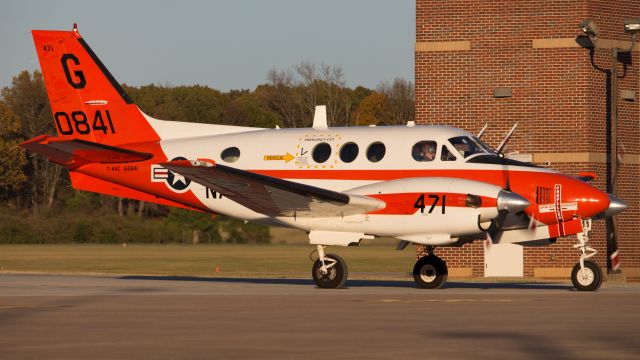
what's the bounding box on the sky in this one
[1,0,415,91]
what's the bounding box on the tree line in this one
[0,63,414,244]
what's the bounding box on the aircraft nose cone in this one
[497,190,530,213]
[604,194,628,217]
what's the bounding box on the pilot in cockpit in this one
[412,141,436,162]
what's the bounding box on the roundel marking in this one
[166,156,191,191]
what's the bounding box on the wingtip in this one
[19,134,50,147]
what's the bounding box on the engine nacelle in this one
[344,177,512,238]
[284,177,529,243]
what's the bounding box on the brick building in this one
[414,0,639,280]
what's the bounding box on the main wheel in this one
[571,260,603,291]
[312,253,348,289]
[413,255,448,289]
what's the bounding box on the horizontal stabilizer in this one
[20,135,153,169]
[161,159,385,217]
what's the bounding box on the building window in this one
[312,142,332,163]
[366,142,386,162]
[412,141,437,162]
[220,147,240,163]
[339,142,359,163]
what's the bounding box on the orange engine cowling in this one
[520,173,610,226]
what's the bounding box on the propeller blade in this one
[477,123,488,139]
[484,237,493,249]
[528,215,538,232]
[496,123,518,154]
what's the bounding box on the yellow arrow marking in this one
[263,153,295,163]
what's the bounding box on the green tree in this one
[173,85,227,124]
[293,62,353,127]
[0,101,27,205]
[219,218,271,244]
[126,84,228,124]
[222,92,282,128]
[1,71,67,212]
[377,78,415,124]
[353,91,393,126]
[263,69,308,128]
[166,208,221,244]
[125,84,185,121]
[264,63,365,128]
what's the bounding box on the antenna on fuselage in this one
[496,123,518,154]
[477,123,488,139]
[312,105,327,130]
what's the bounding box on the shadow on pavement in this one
[118,275,570,290]
[444,281,570,290]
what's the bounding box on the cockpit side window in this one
[448,136,488,158]
[412,141,437,162]
[441,145,457,161]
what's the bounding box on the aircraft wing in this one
[161,159,385,217]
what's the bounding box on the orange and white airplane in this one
[22,27,627,291]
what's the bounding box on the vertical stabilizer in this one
[32,28,159,145]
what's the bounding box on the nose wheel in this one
[571,219,603,291]
[571,260,603,291]
[413,254,448,289]
[311,245,348,289]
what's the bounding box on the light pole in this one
[579,17,639,275]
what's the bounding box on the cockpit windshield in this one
[448,136,496,158]
[472,136,498,154]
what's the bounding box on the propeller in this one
[607,140,626,271]
[496,123,518,155]
[477,123,488,139]
[485,123,533,244]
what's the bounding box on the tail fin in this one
[32,28,159,145]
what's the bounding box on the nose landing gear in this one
[571,219,603,291]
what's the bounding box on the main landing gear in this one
[311,245,348,289]
[571,219,603,291]
[413,247,448,289]
[310,244,451,289]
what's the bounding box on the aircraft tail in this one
[31,28,159,146]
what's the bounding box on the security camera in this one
[579,19,599,37]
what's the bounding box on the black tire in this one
[312,253,348,289]
[413,255,448,289]
[571,260,603,291]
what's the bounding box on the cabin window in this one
[220,147,240,163]
[412,141,437,162]
[312,142,332,163]
[441,145,457,161]
[366,142,386,162]
[340,142,359,163]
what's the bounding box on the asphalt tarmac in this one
[1,274,639,359]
